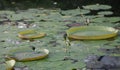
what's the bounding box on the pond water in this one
[0,1,120,70]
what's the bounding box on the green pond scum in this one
[0,2,120,70]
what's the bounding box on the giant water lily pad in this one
[83,4,112,10]
[66,26,118,40]
[6,48,49,62]
[18,30,46,40]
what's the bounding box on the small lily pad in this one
[6,49,49,62]
[18,30,46,40]
[83,4,112,10]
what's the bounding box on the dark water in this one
[0,0,120,16]
[54,0,120,16]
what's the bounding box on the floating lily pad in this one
[66,22,84,28]
[91,17,120,23]
[6,46,33,54]
[0,11,15,15]
[7,14,24,21]
[90,22,114,27]
[61,8,90,16]
[98,11,113,15]
[84,15,104,19]
[27,8,40,13]
[66,26,118,40]
[83,4,112,10]
[6,49,49,62]
[7,13,35,21]
[0,62,6,70]
[18,30,46,40]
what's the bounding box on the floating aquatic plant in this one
[0,62,6,70]
[0,11,15,15]
[91,17,120,23]
[0,4,119,70]
[66,26,118,40]
[61,8,90,16]
[97,11,113,15]
[83,4,112,10]
[11,49,49,62]
[18,30,46,40]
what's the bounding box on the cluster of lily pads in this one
[0,4,120,70]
